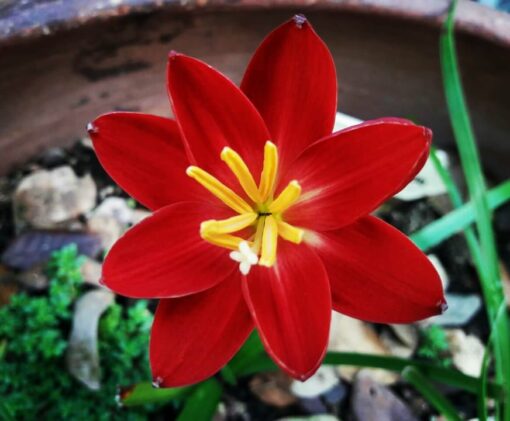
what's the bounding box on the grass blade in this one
[410,180,510,251]
[402,366,462,421]
[440,1,510,418]
[176,379,222,421]
[236,351,502,399]
[119,382,192,407]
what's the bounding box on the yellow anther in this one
[269,180,302,214]
[201,231,247,251]
[259,215,278,267]
[200,213,257,235]
[259,141,278,202]
[221,147,261,203]
[277,220,304,244]
[186,166,253,214]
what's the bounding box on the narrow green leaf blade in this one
[402,366,462,421]
[176,379,222,421]
[410,180,510,251]
[120,382,192,407]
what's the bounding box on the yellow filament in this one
[200,213,257,235]
[259,215,278,267]
[221,147,261,203]
[186,166,253,214]
[277,220,304,244]
[269,180,302,214]
[251,216,266,255]
[259,141,278,202]
[201,232,246,251]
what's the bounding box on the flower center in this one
[186,141,304,273]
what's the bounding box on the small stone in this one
[328,313,397,384]
[380,325,418,359]
[250,371,297,408]
[66,289,114,390]
[87,214,124,250]
[425,293,481,326]
[16,264,48,290]
[80,257,103,287]
[1,230,102,270]
[92,197,133,225]
[395,150,449,201]
[351,370,419,421]
[333,112,362,131]
[131,209,151,225]
[428,254,449,290]
[291,366,339,399]
[14,166,97,229]
[447,329,485,377]
[38,147,67,168]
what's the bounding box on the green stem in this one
[403,366,462,421]
[236,352,502,399]
[410,180,510,251]
[429,147,483,271]
[440,1,510,418]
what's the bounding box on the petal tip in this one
[168,50,183,62]
[438,298,448,315]
[87,121,98,135]
[293,14,308,29]
[423,126,433,143]
[152,376,164,388]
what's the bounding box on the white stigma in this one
[230,241,258,275]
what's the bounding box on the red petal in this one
[90,112,202,210]
[312,216,446,323]
[167,53,270,184]
[282,119,431,231]
[241,15,337,173]
[150,271,253,387]
[102,202,235,298]
[243,241,331,380]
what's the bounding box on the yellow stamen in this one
[200,213,257,235]
[259,141,278,202]
[186,166,253,214]
[276,220,304,244]
[269,180,302,214]
[251,216,266,255]
[201,231,247,251]
[259,215,278,267]
[221,147,261,203]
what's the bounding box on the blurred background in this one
[1,0,510,420]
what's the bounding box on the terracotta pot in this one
[0,0,509,179]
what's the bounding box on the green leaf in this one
[228,331,266,376]
[402,366,462,421]
[119,382,192,407]
[440,0,510,418]
[410,180,510,251]
[0,401,15,421]
[236,352,502,399]
[429,147,483,270]
[176,379,223,421]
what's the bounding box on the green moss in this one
[0,245,154,420]
[417,325,453,368]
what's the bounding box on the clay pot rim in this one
[1,0,509,49]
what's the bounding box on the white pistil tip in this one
[185,166,195,176]
[230,241,258,275]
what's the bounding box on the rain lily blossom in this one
[89,15,446,387]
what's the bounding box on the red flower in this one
[89,15,446,387]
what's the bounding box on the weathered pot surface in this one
[0,0,509,179]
